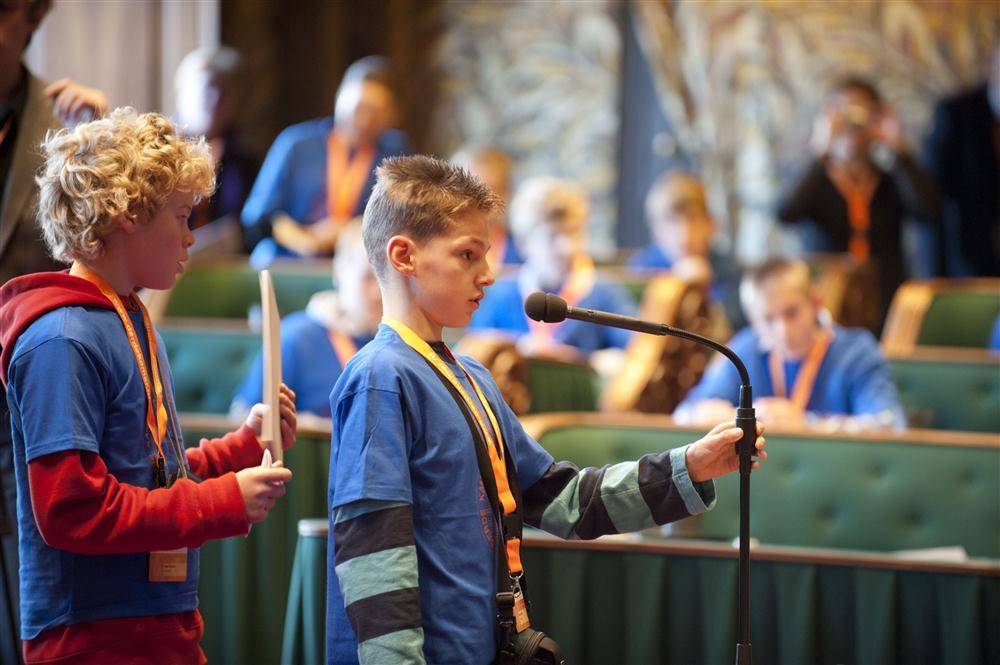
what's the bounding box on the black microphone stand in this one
[654,325,755,665]
[525,296,756,664]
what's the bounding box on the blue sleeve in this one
[8,338,106,461]
[990,315,1000,351]
[241,128,296,230]
[845,332,907,426]
[330,387,413,509]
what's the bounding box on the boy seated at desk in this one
[468,176,636,359]
[674,258,905,431]
[232,220,380,418]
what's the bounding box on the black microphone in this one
[524,291,752,391]
[524,289,758,659]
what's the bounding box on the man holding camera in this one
[777,76,939,321]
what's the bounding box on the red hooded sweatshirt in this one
[1,271,263,664]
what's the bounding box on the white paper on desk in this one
[259,270,283,464]
[893,546,968,562]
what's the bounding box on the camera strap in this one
[383,318,531,636]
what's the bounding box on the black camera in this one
[497,626,565,665]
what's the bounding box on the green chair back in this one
[526,358,599,413]
[165,262,333,319]
[161,326,261,413]
[536,424,1000,558]
[917,291,1000,348]
[890,356,1000,432]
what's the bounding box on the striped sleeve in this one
[332,500,426,664]
[521,444,717,540]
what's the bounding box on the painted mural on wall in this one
[430,0,621,255]
[633,0,1000,261]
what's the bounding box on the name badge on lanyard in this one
[69,263,189,582]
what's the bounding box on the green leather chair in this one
[889,352,1000,432]
[525,414,1000,559]
[161,325,261,413]
[918,291,1000,348]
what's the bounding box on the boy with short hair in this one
[327,155,766,664]
[232,219,381,417]
[674,258,905,430]
[0,108,297,663]
[468,175,636,356]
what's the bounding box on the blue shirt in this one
[241,118,408,268]
[677,324,906,425]
[626,243,673,271]
[233,310,372,417]
[327,325,553,664]
[6,306,197,639]
[990,314,1000,351]
[468,276,636,353]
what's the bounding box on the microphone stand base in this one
[735,643,752,665]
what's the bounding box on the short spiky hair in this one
[36,107,215,262]
[362,155,503,280]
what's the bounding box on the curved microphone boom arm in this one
[523,291,757,665]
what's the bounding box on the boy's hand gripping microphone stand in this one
[524,292,757,665]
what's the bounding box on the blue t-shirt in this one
[468,276,636,353]
[677,324,906,425]
[6,306,198,640]
[326,325,553,664]
[233,310,372,417]
[241,118,408,268]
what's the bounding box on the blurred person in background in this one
[468,175,636,358]
[0,2,107,661]
[777,76,939,322]
[628,170,744,328]
[241,55,407,268]
[922,44,1000,277]
[674,258,905,432]
[451,144,522,269]
[174,46,259,252]
[231,220,380,419]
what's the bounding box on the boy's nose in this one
[480,262,495,287]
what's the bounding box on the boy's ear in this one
[386,235,418,276]
[115,213,138,235]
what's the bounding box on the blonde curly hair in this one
[36,107,216,263]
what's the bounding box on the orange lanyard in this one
[827,164,879,262]
[70,263,169,465]
[768,328,833,412]
[326,130,375,221]
[382,318,525,574]
[327,329,357,368]
[524,255,596,345]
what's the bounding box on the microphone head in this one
[524,292,568,323]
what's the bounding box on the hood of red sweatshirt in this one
[0,271,115,386]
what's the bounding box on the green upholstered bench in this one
[181,414,331,665]
[889,350,1000,432]
[522,413,1000,559]
[160,324,261,413]
[164,258,333,320]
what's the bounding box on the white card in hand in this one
[261,448,273,468]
